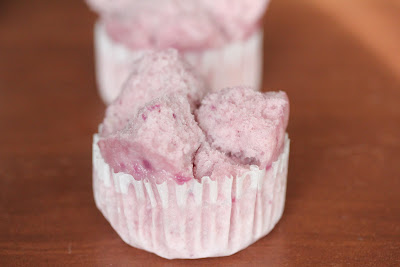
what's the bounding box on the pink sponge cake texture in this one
[197,87,289,170]
[93,51,290,258]
[100,49,207,136]
[99,94,205,184]
[86,0,269,50]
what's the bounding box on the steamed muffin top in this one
[98,51,289,183]
[86,0,270,49]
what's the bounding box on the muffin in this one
[92,50,290,259]
[86,0,269,103]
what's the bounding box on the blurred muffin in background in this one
[86,0,270,103]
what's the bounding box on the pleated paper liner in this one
[92,134,289,259]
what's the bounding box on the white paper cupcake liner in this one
[94,21,264,104]
[92,134,290,259]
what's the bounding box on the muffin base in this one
[94,21,264,104]
[92,134,289,259]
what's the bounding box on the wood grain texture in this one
[1,0,399,266]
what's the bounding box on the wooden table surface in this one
[1,0,399,266]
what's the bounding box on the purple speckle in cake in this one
[142,159,152,170]
[119,162,126,171]
[147,104,161,111]
[174,174,192,184]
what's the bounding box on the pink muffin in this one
[87,0,269,103]
[92,52,290,259]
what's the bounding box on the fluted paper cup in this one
[94,21,263,104]
[92,134,289,259]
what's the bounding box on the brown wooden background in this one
[1,0,399,266]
